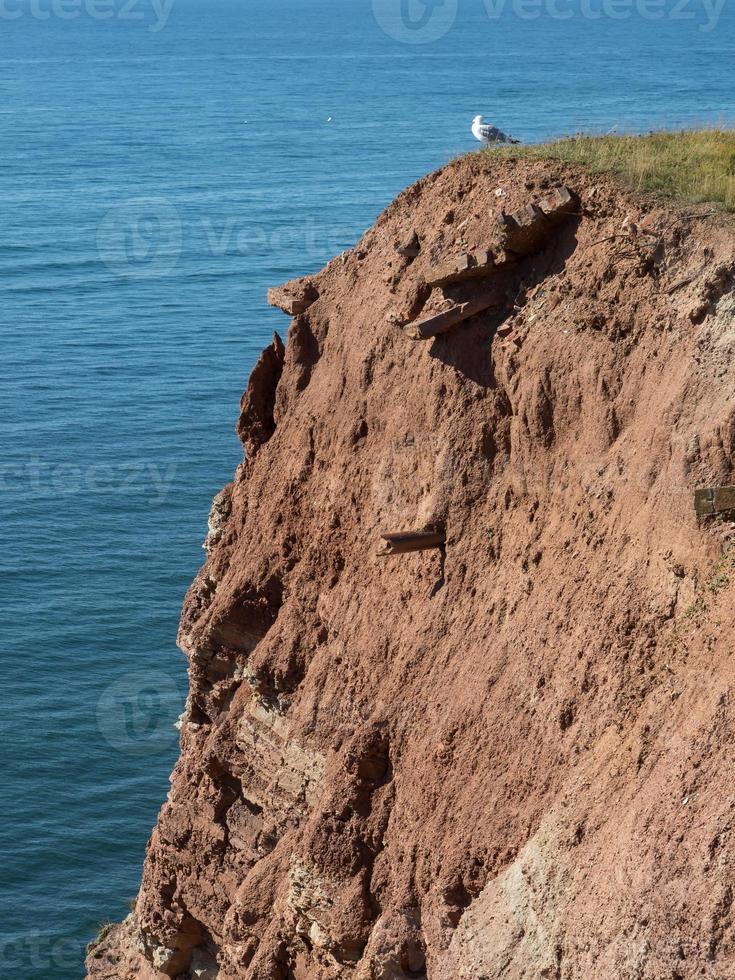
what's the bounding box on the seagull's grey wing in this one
[478,125,507,141]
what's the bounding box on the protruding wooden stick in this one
[377,530,446,557]
[408,297,500,341]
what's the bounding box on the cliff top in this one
[494,128,735,211]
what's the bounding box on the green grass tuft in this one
[87,922,114,955]
[706,546,735,595]
[490,129,735,211]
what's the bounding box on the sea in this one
[1,0,733,975]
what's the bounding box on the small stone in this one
[151,945,177,971]
[309,921,330,948]
[689,301,709,323]
[396,230,420,258]
[621,213,639,237]
[190,948,219,980]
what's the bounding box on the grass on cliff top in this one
[491,129,735,211]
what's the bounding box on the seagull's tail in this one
[508,137,521,145]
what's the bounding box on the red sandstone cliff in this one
[87,154,735,980]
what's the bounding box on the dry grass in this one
[491,129,735,211]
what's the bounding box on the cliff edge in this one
[87,153,735,980]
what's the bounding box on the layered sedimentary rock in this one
[87,154,735,980]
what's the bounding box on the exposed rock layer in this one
[87,154,735,980]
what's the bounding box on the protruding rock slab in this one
[409,296,501,340]
[378,529,446,556]
[425,249,501,288]
[694,485,735,517]
[268,277,319,316]
[498,185,578,256]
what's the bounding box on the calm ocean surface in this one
[1,0,733,974]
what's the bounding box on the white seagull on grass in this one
[472,115,519,147]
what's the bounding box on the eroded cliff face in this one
[87,155,735,980]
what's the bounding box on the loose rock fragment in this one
[425,248,500,288]
[539,185,577,218]
[397,230,421,258]
[498,185,578,256]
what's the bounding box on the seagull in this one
[472,115,519,147]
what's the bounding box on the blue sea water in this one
[0,0,733,975]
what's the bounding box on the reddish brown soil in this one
[86,153,735,980]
